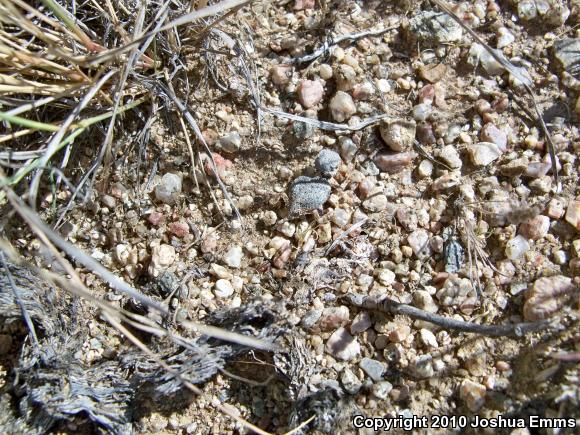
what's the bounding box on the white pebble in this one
[505,235,530,260]
[214,279,234,298]
[223,246,243,268]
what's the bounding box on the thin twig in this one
[344,293,551,337]
[293,26,398,65]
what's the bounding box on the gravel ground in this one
[1,0,579,434]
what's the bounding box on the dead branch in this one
[344,293,551,337]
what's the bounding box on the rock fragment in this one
[379,119,416,151]
[329,91,356,122]
[565,200,580,230]
[524,275,574,321]
[374,151,417,173]
[410,11,463,43]
[214,279,234,298]
[519,215,550,240]
[460,380,486,411]
[350,311,372,334]
[155,173,182,204]
[288,176,331,215]
[315,149,341,178]
[325,327,361,361]
[297,80,324,108]
[505,235,530,260]
[149,244,176,277]
[359,358,385,382]
[223,246,243,268]
[467,142,502,166]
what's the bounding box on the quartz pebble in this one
[315,149,341,178]
[359,358,385,382]
[413,290,439,313]
[524,275,574,321]
[329,91,356,122]
[419,329,438,348]
[363,194,389,212]
[565,200,580,230]
[289,176,331,215]
[438,145,462,169]
[407,229,430,258]
[325,327,361,361]
[149,244,176,277]
[372,381,393,400]
[271,65,291,86]
[467,142,502,166]
[496,27,515,49]
[437,277,477,314]
[297,80,324,108]
[374,151,417,173]
[339,137,357,162]
[460,380,486,411]
[379,119,416,151]
[519,215,550,240]
[505,235,530,260]
[410,11,463,43]
[341,368,362,394]
[389,324,410,343]
[418,63,447,83]
[218,131,242,153]
[155,173,182,204]
[318,306,350,331]
[169,221,189,238]
[214,279,234,298]
[223,245,243,268]
[350,311,372,334]
[480,124,507,151]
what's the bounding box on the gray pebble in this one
[341,368,362,394]
[315,149,341,178]
[289,176,331,215]
[372,381,393,400]
[359,357,385,382]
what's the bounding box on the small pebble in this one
[389,324,411,343]
[318,306,350,331]
[372,381,393,400]
[363,194,389,212]
[359,358,385,381]
[379,119,416,151]
[467,142,502,166]
[480,123,507,152]
[565,200,580,230]
[223,245,243,268]
[329,91,357,122]
[325,327,361,361]
[374,151,418,173]
[407,229,430,258]
[214,279,234,298]
[460,380,486,411]
[341,368,362,394]
[524,275,573,321]
[218,131,242,153]
[505,235,530,260]
[271,65,291,86]
[297,80,324,108]
[438,145,462,169]
[413,103,432,122]
[149,244,176,277]
[315,149,341,178]
[288,176,331,215]
[350,311,372,334]
[155,173,182,205]
[519,215,550,240]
